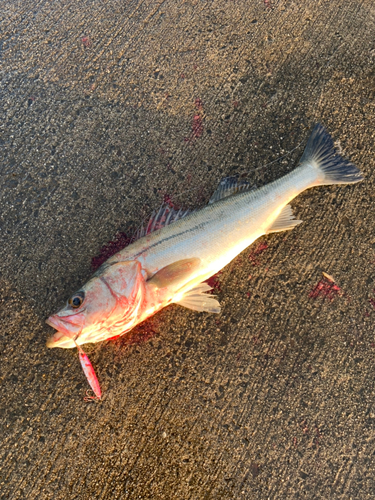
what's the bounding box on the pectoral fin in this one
[148,258,201,289]
[266,205,302,234]
[174,282,221,313]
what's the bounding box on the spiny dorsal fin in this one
[135,204,191,241]
[174,282,221,313]
[208,176,254,204]
[266,204,302,234]
[135,177,251,241]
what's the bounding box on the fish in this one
[46,123,363,350]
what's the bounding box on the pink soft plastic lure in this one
[74,342,101,400]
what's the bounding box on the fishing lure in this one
[74,341,101,400]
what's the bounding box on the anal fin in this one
[266,205,302,234]
[174,282,221,314]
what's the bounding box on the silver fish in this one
[46,124,363,349]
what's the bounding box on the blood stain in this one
[205,271,223,293]
[163,193,180,210]
[308,277,341,301]
[248,242,268,266]
[81,35,92,48]
[192,115,203,138]
[194,98,203,111]
[185,99,204,143]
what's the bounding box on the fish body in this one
[46,124,363,349]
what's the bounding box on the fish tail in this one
[299,123,363,185]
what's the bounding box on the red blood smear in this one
[194,98,203,111]
[308,278,341,301]
[81,36,92,48]
[192,115,203,138]
[185,99,204,143]
[205,271,222,293]
[163,193,180,210]
[91,232,133,271]
[248,242,268,266]
[369,298,375,309]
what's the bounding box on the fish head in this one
[46,260,146,348]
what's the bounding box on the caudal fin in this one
[300,123,363,185]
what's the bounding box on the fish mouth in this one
[46,315,82,334]
[46,314,85,349]
[46,330,77,349]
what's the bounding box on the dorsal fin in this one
[134,204,191,241]
[208,176,253,204]
[133,177,251,242]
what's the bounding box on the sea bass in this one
[46,124,363,349]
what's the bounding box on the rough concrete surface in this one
[1,0,375,498]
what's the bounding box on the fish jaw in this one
[46,330,77,349]
[46,311,86,348]
[46,312,85,334]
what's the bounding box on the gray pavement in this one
[1,0,375,498]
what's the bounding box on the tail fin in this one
[300,123,363,185]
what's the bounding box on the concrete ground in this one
[1,0,375,498]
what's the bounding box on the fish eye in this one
[68,291,85,309]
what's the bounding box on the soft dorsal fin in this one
[174,282,221,313]
[135,204,191,241]
[147,258,201,289]
[266,204,302,234]
[208,176,253,204]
